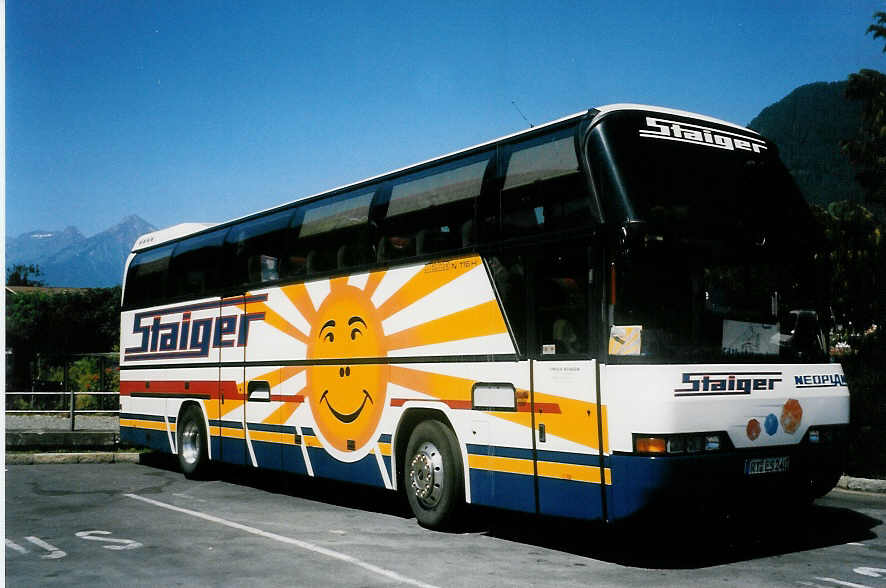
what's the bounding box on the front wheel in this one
[404,420,464,530]
[177,405,209,479]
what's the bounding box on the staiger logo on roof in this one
[639,116,767,154]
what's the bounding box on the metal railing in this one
[6,352,120,431]
[6,391,120,431]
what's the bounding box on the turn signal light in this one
[635,437,667,453]
[634,432,726,455]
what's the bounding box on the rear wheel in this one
[808,469,843,499]
[404,420,464,530]
[177,405,209,479]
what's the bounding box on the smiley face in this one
[306,285,386,453]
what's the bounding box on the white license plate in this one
[745,456,790,475]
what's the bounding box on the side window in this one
[500,127,589,238]
[488,253,527,354]
[167,229,227,300]
[224,209,294,289]
[123,244,174,309]
[490,244,592,358]
[289,189,374,276]
[378,152,490,262]
[534,249,589,356]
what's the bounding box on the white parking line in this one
[24,536,66,559]
[5,539,28,555]
[124,493,439,588]
[814,578,872,588]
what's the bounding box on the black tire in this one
[177,405,209,479]
[808,469,843,499]
[403,420,464,530]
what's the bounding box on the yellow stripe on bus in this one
[303,436,323,448]
[377,442,392,456]
[120,419,167,432]
[536,461,612,485]
[248,430,295,444]
[468,454,612,485]
[220,427,245,440]
[467,454,534,476]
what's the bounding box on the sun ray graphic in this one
[244,255,514,455]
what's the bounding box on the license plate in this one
[745,456,790,475]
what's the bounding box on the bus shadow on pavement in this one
[138,452,880,568]
[138,451,414,519]
[475,501,882,569]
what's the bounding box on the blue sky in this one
[7,1,885,238]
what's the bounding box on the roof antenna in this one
[511,100,533,128]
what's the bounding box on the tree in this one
[811,202,884,339]
[867,10,886,49]
[842,13,886,211]
[6,264,45,286]
[5,286,121,389]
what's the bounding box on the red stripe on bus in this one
[389,398,472,410]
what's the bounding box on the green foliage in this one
[6,286,121,390]
[811,201,884,338]
[841,12,886,211]
[6,287,121,354]
[866,11,886,51]
[842,68,886,208]
[6,264,45,286]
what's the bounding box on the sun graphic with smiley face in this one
[306,284,387,454]
[239,255,514,461]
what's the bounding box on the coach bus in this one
[120,104,849,529]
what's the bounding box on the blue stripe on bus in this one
[283,445,309,476]
[536,448,600,467]
[121,425,172,453]
[306,448,385,488]
[469,469,535,513]
[247,422,297,434]
[378,433,392,444]
[211,419,243,430]
[467,444,599,467]
[538,478,604,520]
[120,412,166,422]
[219,436,247,465]
[251,439,282,471]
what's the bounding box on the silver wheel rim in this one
[180,419,201,465]
[408,440,444,508]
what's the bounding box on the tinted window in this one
[123,244,174,309]
[500,127,590,238]
[224,210,294,288]
[167,229,227,299]
[378,152,489,262]
[289,189,374,275]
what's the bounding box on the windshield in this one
[589,110,829,364]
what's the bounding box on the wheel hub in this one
[180,420,200,465]
[408,441,444,508]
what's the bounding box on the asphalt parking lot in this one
[6,457,886,587]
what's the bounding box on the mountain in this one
[6,226,85,267]
[7,216,156,287]
[748,81,864,206]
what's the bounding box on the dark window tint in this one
[224,210,294,288]
[378,152,489,262]
[289,189,374,276]
[488,253,528,354]
[123,244,174,309]
[167,229,227,299]
[534,248,589,356]
[490,243,592,358]
[500,127,590,238]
